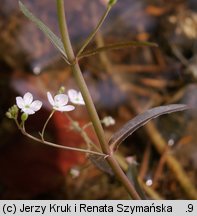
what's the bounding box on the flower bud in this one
[6,112,12,119]
[21,113,28,122]
[6,105,19,119]
[108,0,117,6]
[11,105,19,116]
[58,86,65,94]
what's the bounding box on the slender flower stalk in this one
[56,0,141,199]
[82,122,93,130]
[40,110,55,140]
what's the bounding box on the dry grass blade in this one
[109,104,189,151]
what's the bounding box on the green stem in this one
[41,110,55,140]
[56,0,141,200]
[71,64,109,152]
[56,0,75,61]
[76,5,112,57]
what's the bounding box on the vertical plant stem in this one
[56,0,108,152]
[56,0,141,200]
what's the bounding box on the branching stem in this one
[14,119,106,156]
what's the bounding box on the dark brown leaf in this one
[109,104,189,151]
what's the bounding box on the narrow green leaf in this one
[78,41,158,59]
[19,1,69,63]
[109,104,189,151]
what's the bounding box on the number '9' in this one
[188,204,193,212]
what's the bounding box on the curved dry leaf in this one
[109,104,189,151]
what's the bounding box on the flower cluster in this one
[6,89,85,119]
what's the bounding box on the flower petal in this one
[68,89,78,103]
[68,89,85,105]
[23,92,33,105]
[47,92,55,106]
[31,100,42,111]
[22,107,35,115]
[54,94,68,107]
[16,96,25,109]
[78,92,84,101]
[77,92,85,105]
[55,105,75,112]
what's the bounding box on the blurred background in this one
[0,0,197,199]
